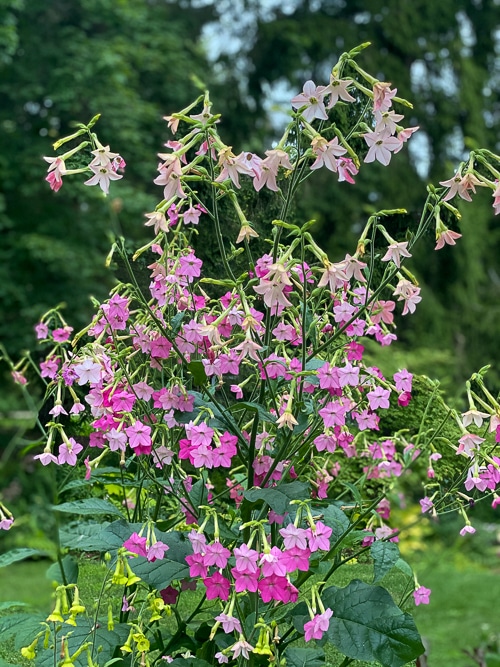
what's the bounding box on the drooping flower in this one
[304,608,333,641]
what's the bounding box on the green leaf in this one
[0,548,48,568]
[243,481,309,515]
[0,601,29,611]
[52,499,123,517]
[187,360,208,385]
[321,504,350,545]
[59,522,110,552]
[285,648,325,667]
[0,613,45,648]
[394,558,413,577]
[322,579,424,667]
[46,555,79,585]
[370,541,400,583]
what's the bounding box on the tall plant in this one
[2,43,500,667]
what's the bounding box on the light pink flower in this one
[304,608,333,641]
[364,131,401,166]
[381,241,412,268]
[291,80,328,122]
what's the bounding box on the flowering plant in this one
[2,42,500,667]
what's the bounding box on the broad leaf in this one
[187,360,208,385]
[395,558,413,577]
[59,522,109,551]
[0,548,48,568]
[370,541,400,583]
[285,648,325,667]
[321,504,349,545]
[0,613,45,648]
[52,499,123,517]
[46,555,79,584]
[323,579,424,667]
[244,481,309,515]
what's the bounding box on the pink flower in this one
[147,541,169,562]
[35,322,49,339]
[203,572,231,600]
[435,228,462,250]
[232,568,260,593]
[310,136,346,171]
[125,420,152,455]
[364,131,402,166]
[34,451,58,465]
[393,279,421,315]
[413,586,431,606]
[304,609,333,641]
[58,438,83,466]
[366,386,391,410]
[203,541,231,569]
[279,524,309,550]
[0,517,14,531]
[253,149,292,192]
[154,154,185,200]
[234,544,260,573]
[124,533,148,557]
[52,326,73,342]
[84,163,122,194]
[419,497,434,513]
[373,82,397,112]
[74,358,102,385]
[324,75,355,107]
[381,241,412,268]
[43,156,66,192]
[394,369,413,393]
[460,524,476,537]
[291,80,328,122]
[215,613,242,634]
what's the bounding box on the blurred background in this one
[1,1,500,664]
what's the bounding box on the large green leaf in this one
[244,481,309,515]
[59,522,109,551]
[370,541,401,583]
[52,499,123,517]
[285,648,325,667]
[0,613,45,649]
[0,548,48,568]
[322,580,424,667]
[45,555,79,585]
[321,504,349,545]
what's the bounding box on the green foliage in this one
[322,580,424,666]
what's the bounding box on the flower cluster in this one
[5,42,500,667]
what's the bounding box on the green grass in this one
[412,547,500,665]
[0,560,53,611]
